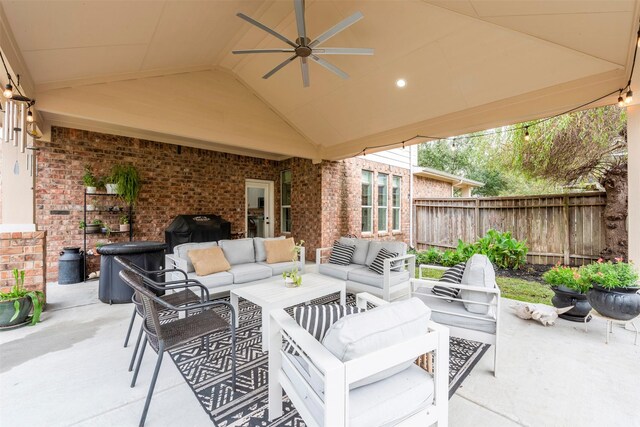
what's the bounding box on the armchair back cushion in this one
[322,298,431,388]
[254,236,285,262]
[459,254,497,315]
[264,237,296,264]
[364,241,407,266]
[188,247,231,276]
[339,237,370,265]
[219,238,255,265]
[173,241,218,273]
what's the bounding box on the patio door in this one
[245,179,274,238]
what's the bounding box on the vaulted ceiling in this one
[1,0,638,160]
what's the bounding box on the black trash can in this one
[58,247,85,284]
[97,241,167,304]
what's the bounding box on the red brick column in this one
[0,231,47,296]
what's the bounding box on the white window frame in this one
[392,175,401,232]
[377,173,388,233]
[281,170,292,233]
[361,170,373,233]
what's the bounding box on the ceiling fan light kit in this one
[233,0,373,87]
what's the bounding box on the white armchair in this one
[268,293,449,427]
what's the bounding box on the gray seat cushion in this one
[413,287,497,334]
[219,238,255,265]
[364,241,407,266]
[347,266,410,289]
[186,270,233,289]
[254,236,285,262]
[259,260,303,276]
[459,254,497,315]
[228,263,272,284]
[318,263,362,281]
[173,241,218,273]
[339,237,370,265]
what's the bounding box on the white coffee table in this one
[230,273,346,351]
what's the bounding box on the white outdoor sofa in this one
[268,292,449,427]
[316,238,416,301]
[411,254,500,376]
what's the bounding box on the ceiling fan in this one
[232,0,373,87]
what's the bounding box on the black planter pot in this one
[551,286,592,322]
[0,297,32,327]
[587,284,640,321]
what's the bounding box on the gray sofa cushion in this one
[186,270,233,289]
[318,263,363,281]
[254,236,285,262]
[414,288,497,334]
[219,238,255,265]
[229,263,272,284]
[459,254,497,315]
[339,237,370,265]
[173,241,218,273]
[259,260,303,276]
[347,266,410,289]
[364,241,407,266]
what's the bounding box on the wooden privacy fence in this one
[413,192,607,266]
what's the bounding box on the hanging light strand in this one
[0,50,36,152]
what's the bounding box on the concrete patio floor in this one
[1,281,639,427]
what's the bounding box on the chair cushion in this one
[322,298,431,387]
[254,236,285,262]
[460,254,497,315]
[186,271,233,289]
[173,241,218,273]
[259,260,303,276]
[219,238,255,265]
[228,263,272,284]
[368,247,399,275]
[364,241,407,266]
[414,287,497,334]
[264,237,295,264]
[339,237,370,265]
[318,263,362,281]
[432,262,465,301]
[188,247,231,276]
[347,266,410,289]
[328,241,356,266]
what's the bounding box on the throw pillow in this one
[284,304,363,355]
[187,247,231,276]
[264,237,295,264]
[368,247,399,275]
[432,262,466,301]
[328,241,356,266]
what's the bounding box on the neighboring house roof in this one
[413,167,484,189]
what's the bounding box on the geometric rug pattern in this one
[169,293,489,426]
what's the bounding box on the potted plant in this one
[0,269,45,327]
[110,164,141,205]
[82,165,98,194]
[581,258,640,320]
[119,214,130,232]
[282,240,304,288]
[101,224,111,236]
[542,264,592,322]
[81,219,102,234]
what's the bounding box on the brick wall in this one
[0,231,47,295]
[413,176,453,198]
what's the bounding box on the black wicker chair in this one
[119,268,237,427]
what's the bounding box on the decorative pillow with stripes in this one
[328,241,356,266]
[368,248,399,275]
[432,262,466,301]
[284,304,363,354]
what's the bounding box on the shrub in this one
[580,259,638,289]
[440,249,465,267]
[542,265,590,293]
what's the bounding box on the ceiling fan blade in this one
[313,47,373,55]
[233,49,295,54]
[310,55,349,79]
[294,0,306,42]
[263,54,298,79]
[309,11,364,48]
[300,57,310,87]
[237,13,297,48]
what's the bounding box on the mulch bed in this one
[495,264,552,283]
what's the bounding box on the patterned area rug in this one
[169,294,489,426]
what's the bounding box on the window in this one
[392,176,401,231]
[361,170,373,232]
[377,173,388,232]
[281,170,292,233]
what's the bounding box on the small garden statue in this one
[511,302,573,326]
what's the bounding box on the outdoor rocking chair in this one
[119,268,238,427]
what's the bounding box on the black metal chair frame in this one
[119,268,237,427]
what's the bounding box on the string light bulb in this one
[618,93,625,107]
[625,90,633,104]
[524,127,530,141]
[3,83,13,98]
[26,109,33,123]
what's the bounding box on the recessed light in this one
[396,79,406,88]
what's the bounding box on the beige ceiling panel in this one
[2,0,162,51]
[23,44,147,84]
[422,0,478,17]
[469,0,634,17]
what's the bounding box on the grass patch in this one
[417,267,553,305]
